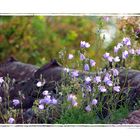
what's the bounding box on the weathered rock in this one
[0,56,39,82]
[119,109,140,124]
[119,69,140,107]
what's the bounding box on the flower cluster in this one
[85,98,98,112]
[103,37,139,64]
[66,40,123,114]
[13,99,20,106]
[67,94,78,107]
[38,90,58,110]
[80,41,90,48]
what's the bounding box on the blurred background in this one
[0,16,140,69]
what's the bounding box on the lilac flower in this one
[0,77,4,84]
[71,70,79,77]
[123,37,131,46]
[68,54,74,60]
[136,49,140,55]
[117,43,123,48]
[113,86,120,92]
[122,50,129,59]
[106,80,113,87]
[114,46,120,53]
[8,117,15,124]
[90,59,96,67]
[86,85,92,92]
[42,90,49,96]
[112,68,119,76]
[44,96,51,104]
[129,49,135,55]
[107,56,113,62]
[51,98,58,105]
[103,52,110,59]
[80,41,90,48]
[85,105,91,112]
[72,100,78,107]
[80,53,86,60]
[103,73,111,83]
[80,41,86,48]
[39,96,51,104]
[67,94,78,107]
[67,94,77,102]
[84,64,90,71]
[114,56,120,62]
[13,99,20,106]
[36,81,44,87]
[92,99,98,105]
[94,76,101,84]
[39,104,44,110]
[85,77,91,83]
[39,99,46,104]
[99,86,107,92]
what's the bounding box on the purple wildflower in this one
[107,56,113,62]
[106,80,113,87]
[103,52,110,59]
[122,50,129,59]
[39,99,46,104]
[114,46,120,53]
[39,96,51,104]
[67,94,77,102]
[92,99,98,105]
[68,54,74,60]
[80,41,86,48]
[123,37,131,46]
[13,99,20,106]
[39,104,44,110]
[84,64,90,71]
[112,68,119,76]
[85,77,91,83]
[90,59,96,67]
[113,86,120,92]
[129,49,135,55]
[80,41,90,48]
[51,98,58,105]
[103,73,111,83]
[72,100,78,107]
[114,56,120,62]
[80,53,86,60]
[71,70,79,77]
[117,43,123,48]
[86,85,92,92]
[99,86,107,92]
[8,117,15,124]
[85,105,91,112]
[94,76,101,84]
